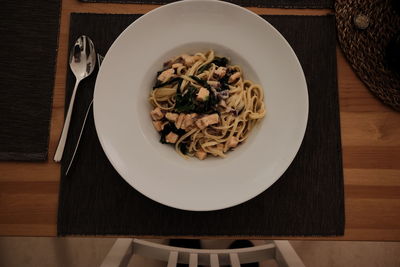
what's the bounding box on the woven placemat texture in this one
[57,13,343,236]
[80,0,333,8]
[336,0,400,111]
[0,0,61,160]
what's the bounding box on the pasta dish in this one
[149,50,265,160]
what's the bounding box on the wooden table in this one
[1,0,399,240]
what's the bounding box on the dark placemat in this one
[80,0,333,9]
[0,1,61,161]
[58,13,343,236]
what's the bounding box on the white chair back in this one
[100,238,305,267]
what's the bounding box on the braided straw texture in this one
[335,0,400,111]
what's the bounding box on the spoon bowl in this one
[70,36,96,79]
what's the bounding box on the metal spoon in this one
[54,35,96,162]
[65,53,104,176]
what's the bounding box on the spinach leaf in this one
[175,86,198,113]
[218,68,235,91]
[175,82,219,114]
[205,90,218,111]
[188,76,220,113]
[160,122,185,144]
[197,57,229,74]
[153,77,182,89]
[219,82,230,91]
[177,78,183,91]
[212,57,229,67]
[218,75,229,91]
[197,63,211,74]
[154,70,164,87]
[193,88,218,114]
[179,143,188,155]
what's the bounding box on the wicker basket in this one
[335,0,400,111]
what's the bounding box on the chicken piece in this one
[166,112,179,122]
[150,107,164,120]
[181,54,199,66]
[228,72,241,84]
[175,113,185,129]
[195,150,207,160]
[195,119,207,130]
[203,113,219,125]
[195,114,219,130]
[157,68,175,83]
[227,136,239,149]
[219,99,227,108]
[207,81,220,88]
[165,132,179,144]
[214,67,227,78]
[172,63,183,69]
[181,113,197,130]
[152,121,164,132]
[196,87,210,101]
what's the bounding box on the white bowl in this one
[93,0,308,211]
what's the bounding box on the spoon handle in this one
[54,79,81,162]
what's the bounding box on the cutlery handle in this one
[65,100,93,175]
[54,79,80,162]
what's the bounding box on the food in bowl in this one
[149,50,265,160]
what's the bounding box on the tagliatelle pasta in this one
[149,50,265,160]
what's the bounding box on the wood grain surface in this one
[0,0,399,240]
